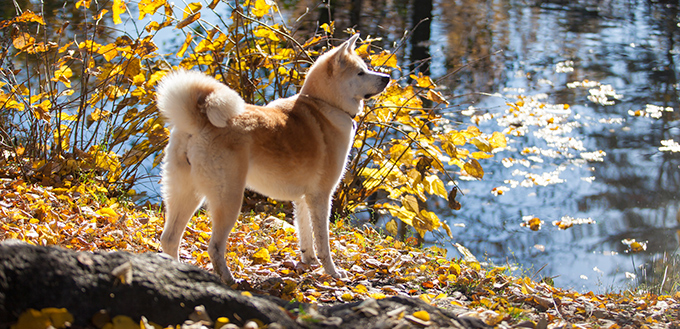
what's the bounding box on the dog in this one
[156,34,390,283]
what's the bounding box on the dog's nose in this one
[380,75,390,86]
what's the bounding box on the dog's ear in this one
[338,34,360,54]
[328,34,360,76]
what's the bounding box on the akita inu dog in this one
[156,34,390,283]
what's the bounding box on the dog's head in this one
[301,34,391,117]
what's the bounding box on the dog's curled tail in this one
[156,70,245,133]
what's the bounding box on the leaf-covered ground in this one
[1,178,679,328]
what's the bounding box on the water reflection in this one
[288,0,680,292]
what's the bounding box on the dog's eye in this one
[358,71,365,76]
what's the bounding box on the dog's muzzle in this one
[364,75,391,99]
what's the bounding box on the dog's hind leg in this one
[160,182,201,260]
[306,193,348,279]
[201,161,247,284]
[160,135,202,260]
[294,197,319,265]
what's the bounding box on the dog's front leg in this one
[294,198,319,265]
[306,194,348,279]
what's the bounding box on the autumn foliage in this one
[0,0,507,239]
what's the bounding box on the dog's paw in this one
[227,278,252,290]
[300,254,320,266]
[214,266,236,285]
[329,268,349,280]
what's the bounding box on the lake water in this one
[284,0,680,292]
[136,0,680,292]
[418,0,680,293]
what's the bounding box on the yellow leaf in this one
[416,210,441,232]
[489,131,507,149]
[111,315,138,329]
[122,57,141,78]
[13,32,35,51]
[428,245,447,257]
[465,125,482,137]
[252,27,280,42]
[449,263,461,276]
[426,90,449,105]
[383,204,415,227]
[385,219,398,236]
[412,310,430,322]
[76,0,92,9]
[176,32,193,58]
[401,195,419,214]
[521,217,543,231]
[352,232,365,245]
[448,131,466,146]
[353,284,368,294]
[355,43,370,57]
[215,317,229,328]
[138,0,165,20]
[251,248,271,264]
[463,159,484,179]
[98,43,118,61]
[41,308,74,328]
[94,9,109,21]
[15,11,45,25]
[53,124,71,151]
[369,292,386,299]
[58,112,77,121]
[87,109,110,125]
[96,207,118,218]
[441,222,453,239]
[13,309,50,329]
[470,137,492,152]
[52,66,73,88]
[423,175,447,198]
[251,0,276,18]
[147,70,167,87]
[341,292,353,301]
[371,51,398,69]
[112,0,126,25]
[471,151,492,160]
[320,22,334,34]
[410,72,435,89]
[418,294,432,304]
[182,2,202,19]
[33,100,52,121]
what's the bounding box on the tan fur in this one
[157,34,390,283]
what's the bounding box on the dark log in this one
[0,241,486,328]
[0,241,300,328]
